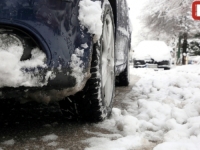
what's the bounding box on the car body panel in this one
[115,0,131,74]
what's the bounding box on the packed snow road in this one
[1,65,200,150]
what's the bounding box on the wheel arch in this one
[0,24,51,64]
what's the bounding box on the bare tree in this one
[140,0,199,44]
[138,0,200,64]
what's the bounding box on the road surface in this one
[0,73,140,150]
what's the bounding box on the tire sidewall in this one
[98,0,115,115]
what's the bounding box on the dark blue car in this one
[0,0,131,121]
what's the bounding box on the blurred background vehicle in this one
[133,40,172,70]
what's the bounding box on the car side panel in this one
[115,0,131,75]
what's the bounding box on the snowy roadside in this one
[83,65,200,150]
[1,65,200,150]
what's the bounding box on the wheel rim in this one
[101,14,115,107]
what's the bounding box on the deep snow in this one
[1,65,200,150]
[82,65,200,150]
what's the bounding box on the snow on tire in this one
[59,0,115,122]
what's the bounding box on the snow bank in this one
[83,107,155,150]
[84,65,200,150]
[130,66,200,150]
[133,40,171,61]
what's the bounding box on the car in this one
[133,40,172,70]
[188,55,200,64]
[0,0,131,122]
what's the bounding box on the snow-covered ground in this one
[1,65,200,150]
[82,65,200,150]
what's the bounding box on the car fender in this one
[0,0,93,90]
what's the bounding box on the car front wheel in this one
[59,0,115,122]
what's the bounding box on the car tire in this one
[59,0,115,122]
[115,55,130,86]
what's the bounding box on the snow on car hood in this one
[0,45,53,88]
[133,41,171,62]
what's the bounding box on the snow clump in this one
[41,134,58,142]
[0,45,53,88]
[2,139,15,146]
[83,66,200,150]
[78,0,103,42]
